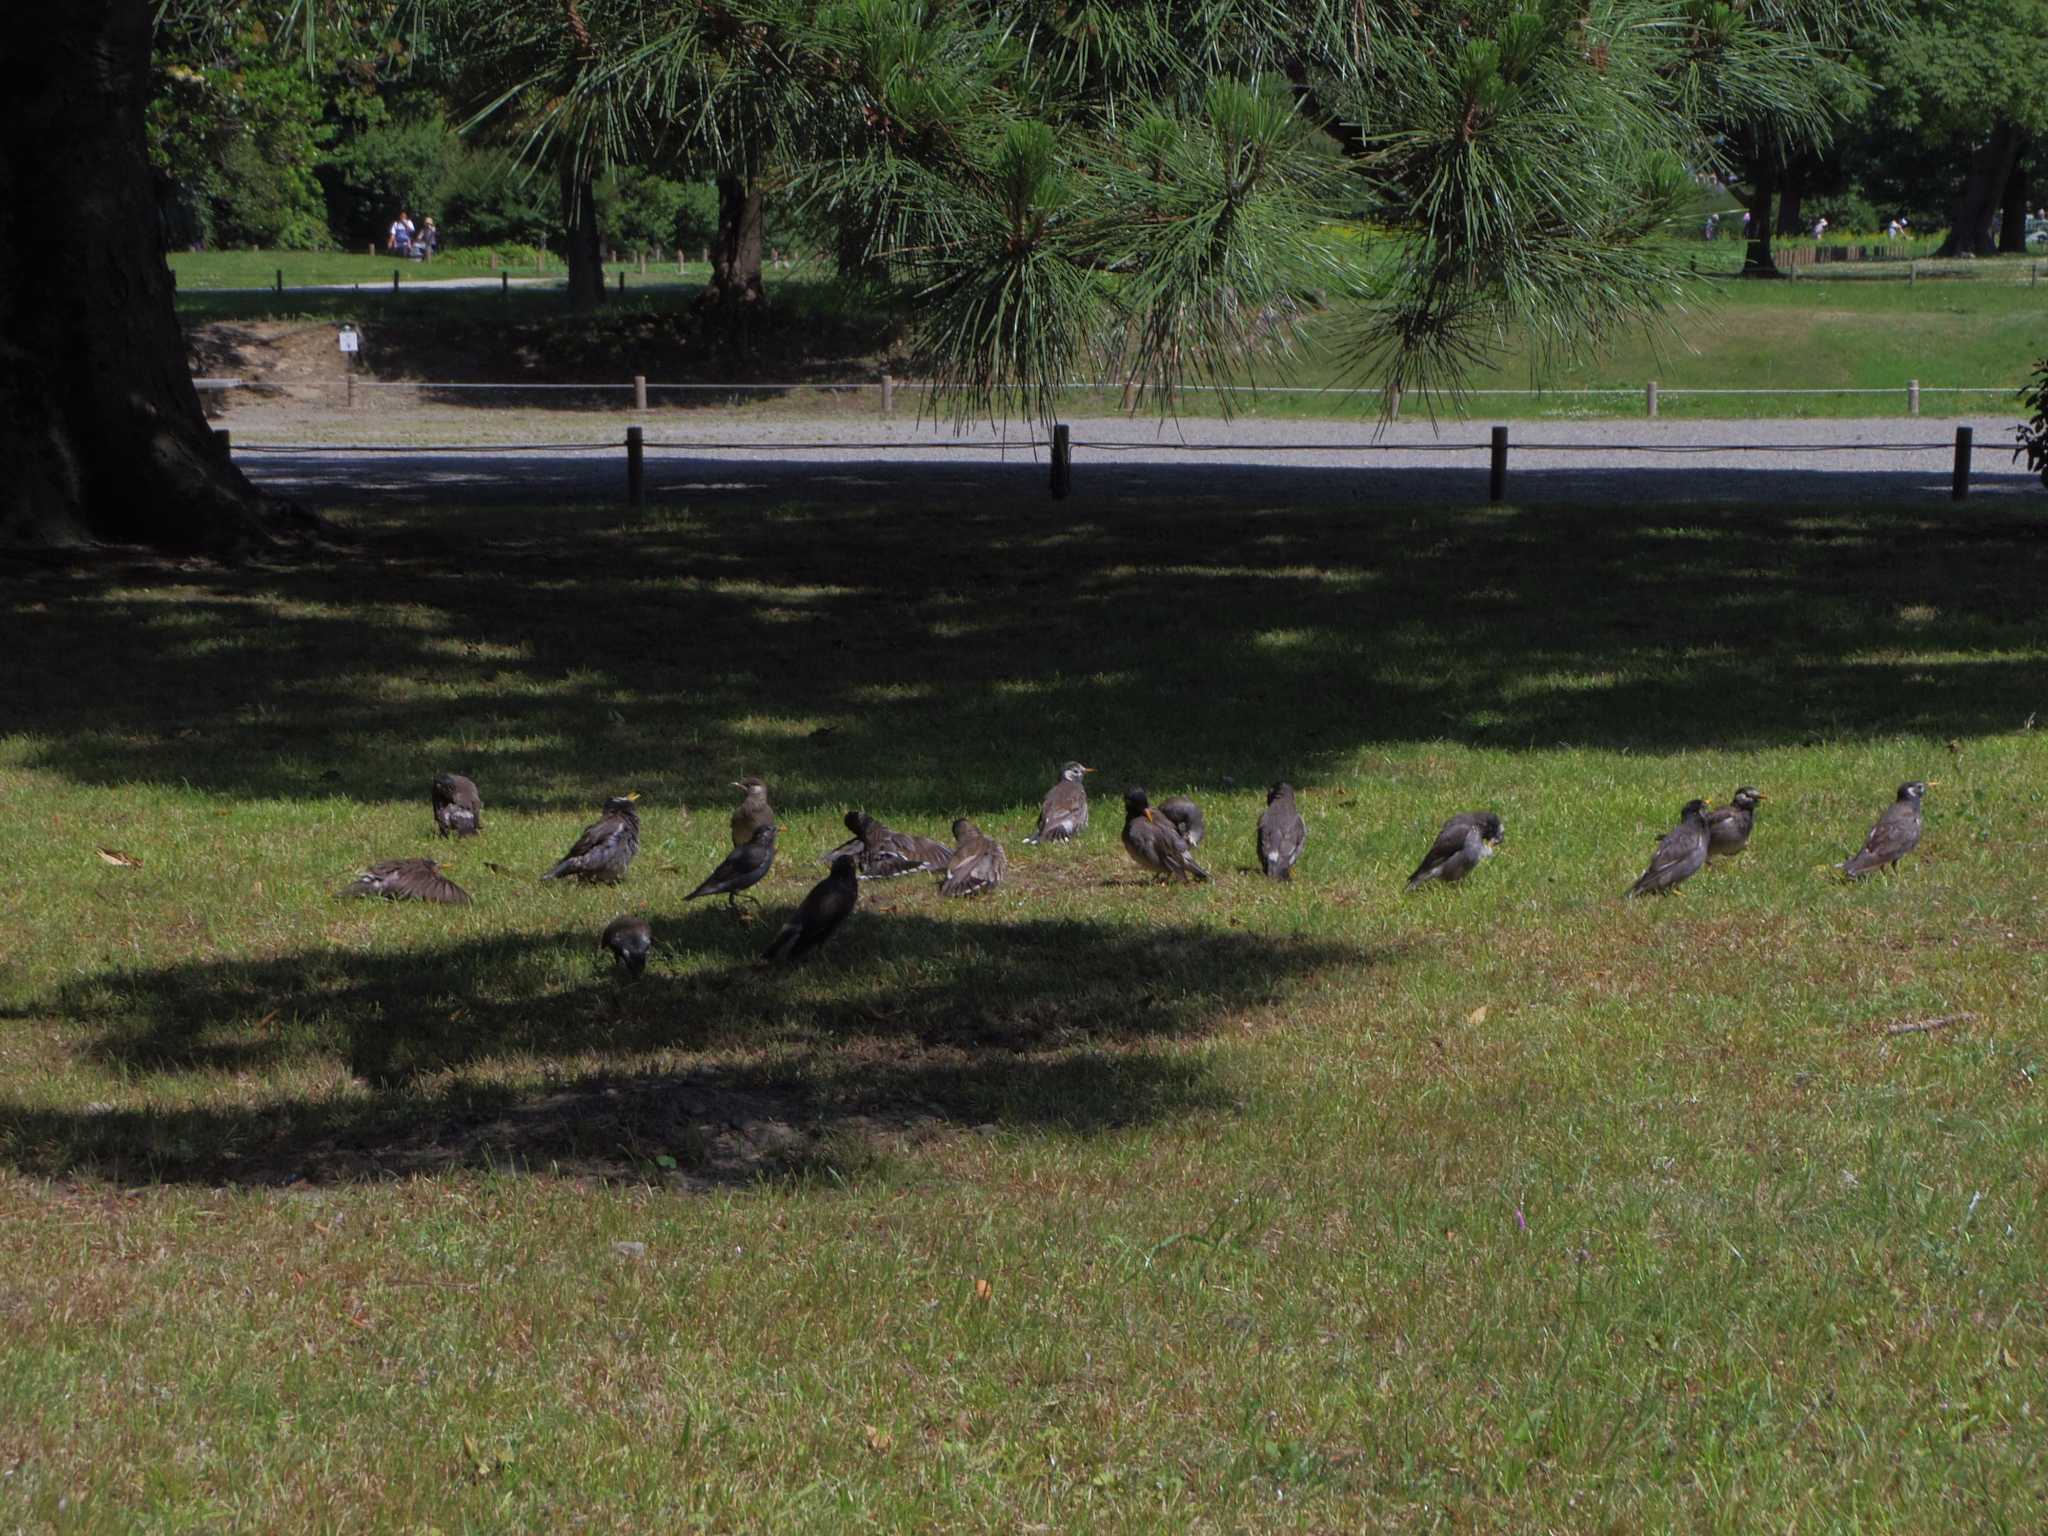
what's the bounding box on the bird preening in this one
[344,857,471,905]
[431,773,482,838]
[1406,811,1503,891]
[939,817,1008,897]
[1121,786,1210,883]
[542,794,642,884]
[1628,799,1713,897]
[824,810,953,879]
[602,914,653,978]
[1707,787,1765,860]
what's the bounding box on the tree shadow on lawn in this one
[3,912,1368,1188]
[5,481,2046,819]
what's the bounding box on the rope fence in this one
[216,420,2017,509]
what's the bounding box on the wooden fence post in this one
[1907,378,1920,417]
[1050,423,1071,499]
[880,372,894,417]
[633,374,648,412]
[1646,380,1660,418]
[1386,384,1401,422]
[1952,425,1972,502]
[626,426,645,509]
[212,428,231,458]
[1489,425,1508,504]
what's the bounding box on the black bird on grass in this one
[761,854,859,964]
[1627,799,1712,898]
[1405,812,1505,891]
[1121,787,1210,882]
[1159,795,1206,848]
[1255,783,1306,881]
[730,777,774,848]
[601,915,653,978]
[939,818,1008,897]
[1707,787,1766,860]
[686,823,778,907]
[1841,781,1931,879]
[344,857,471,905]
[822,810,953,879]
[431,773,482,838]
[542,794,641,884]
[1023,762,1093,845]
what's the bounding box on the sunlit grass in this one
[2,488,2045,1530]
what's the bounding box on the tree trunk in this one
[707,166,765,306]
[1997,143,2029,255]
[1937,119,2020,258]
[559,161,605,312]
[2,0,278,550]
[1775,158,1807,237]
[1739,157,1782,278]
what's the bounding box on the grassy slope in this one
[176,253,2047,421]
[3,488,2046,1530]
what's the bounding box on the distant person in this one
[415,217,439,261]
[387,211,414,256]
[1704,212,1719,241]
[1810,216,1828,239]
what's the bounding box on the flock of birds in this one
[341,765,1937,978]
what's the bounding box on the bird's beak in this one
[625,792,641,802]
[1925,780,1941,787]
[1082,765,1095,774]
[731,782,745,791]
[1755,792,1768,801]
[1143,807,1156,822]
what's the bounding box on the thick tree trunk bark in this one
[1997,143,2029,255]
[1774,159,1806,237]
[558,162,606,312]
[1937,119,2020,258]
[1739,158,1782,278]
[2,0,278,550]
[707,165,765,306]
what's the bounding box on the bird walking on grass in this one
[431,773,482,838]
[1023,762,1093,845]
[1841,781,1930,879]
[823,810,952,879]
[686,823,778,908]
[1255,783,1306,881]
[1405,812,1505,891]
[939,817,1008,897]
[1707,787,1765,860]
[761,854,858,964]
[730,777,774,848]
[1627,799,1712,897]
[1159,795,1206,848]
[1122,787,1210,882]
[344,857,470,905]
[542,794,641,884]
[602,915,653,978]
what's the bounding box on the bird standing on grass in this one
[823,810,952,879]
[431,773,482,838]
[602,915,653,978]
[1841,781,1931,878]
[542,794,641,884]
[1122,787,1210,882]
[1405,812,1505,891]
[939,817,1008,897]
[1627,799,1713,897]
[1023,762,1093,845]
[761,854,859,964]
[1707,787,1765,859]
[686,823,778,908]
[344,857,471,905]
[1159,795,1206,848]
[730,777,774,848]
[1255,783,1306,881]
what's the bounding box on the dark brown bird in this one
[1159,795,1206,848]
[1628,799,1712,897]
[1841,781,1930,878]
[1706,787,1765,860]
[686,823,778,907]
[1121,787,1209,882]
[1023,762,1093,844]
[1405,812,1505,891]
[1255,783,1306,880]
[542,794,641,884]
[939,817,1008,897]
[823,810,952,879]
[431,773,482,838]
[761,854,859,963]
[343,857,470,905]
[601,914,653,978]
[730,777,774,848]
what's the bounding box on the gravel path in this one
[237,413,2043,508]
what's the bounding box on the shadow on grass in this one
[5,487,2046,819]
[3,915,1363,1187]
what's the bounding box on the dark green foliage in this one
[2017,358,2048,488]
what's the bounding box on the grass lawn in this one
[176,252,2047,422]
[169,247,740,291]
[4,485,2046,1529]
